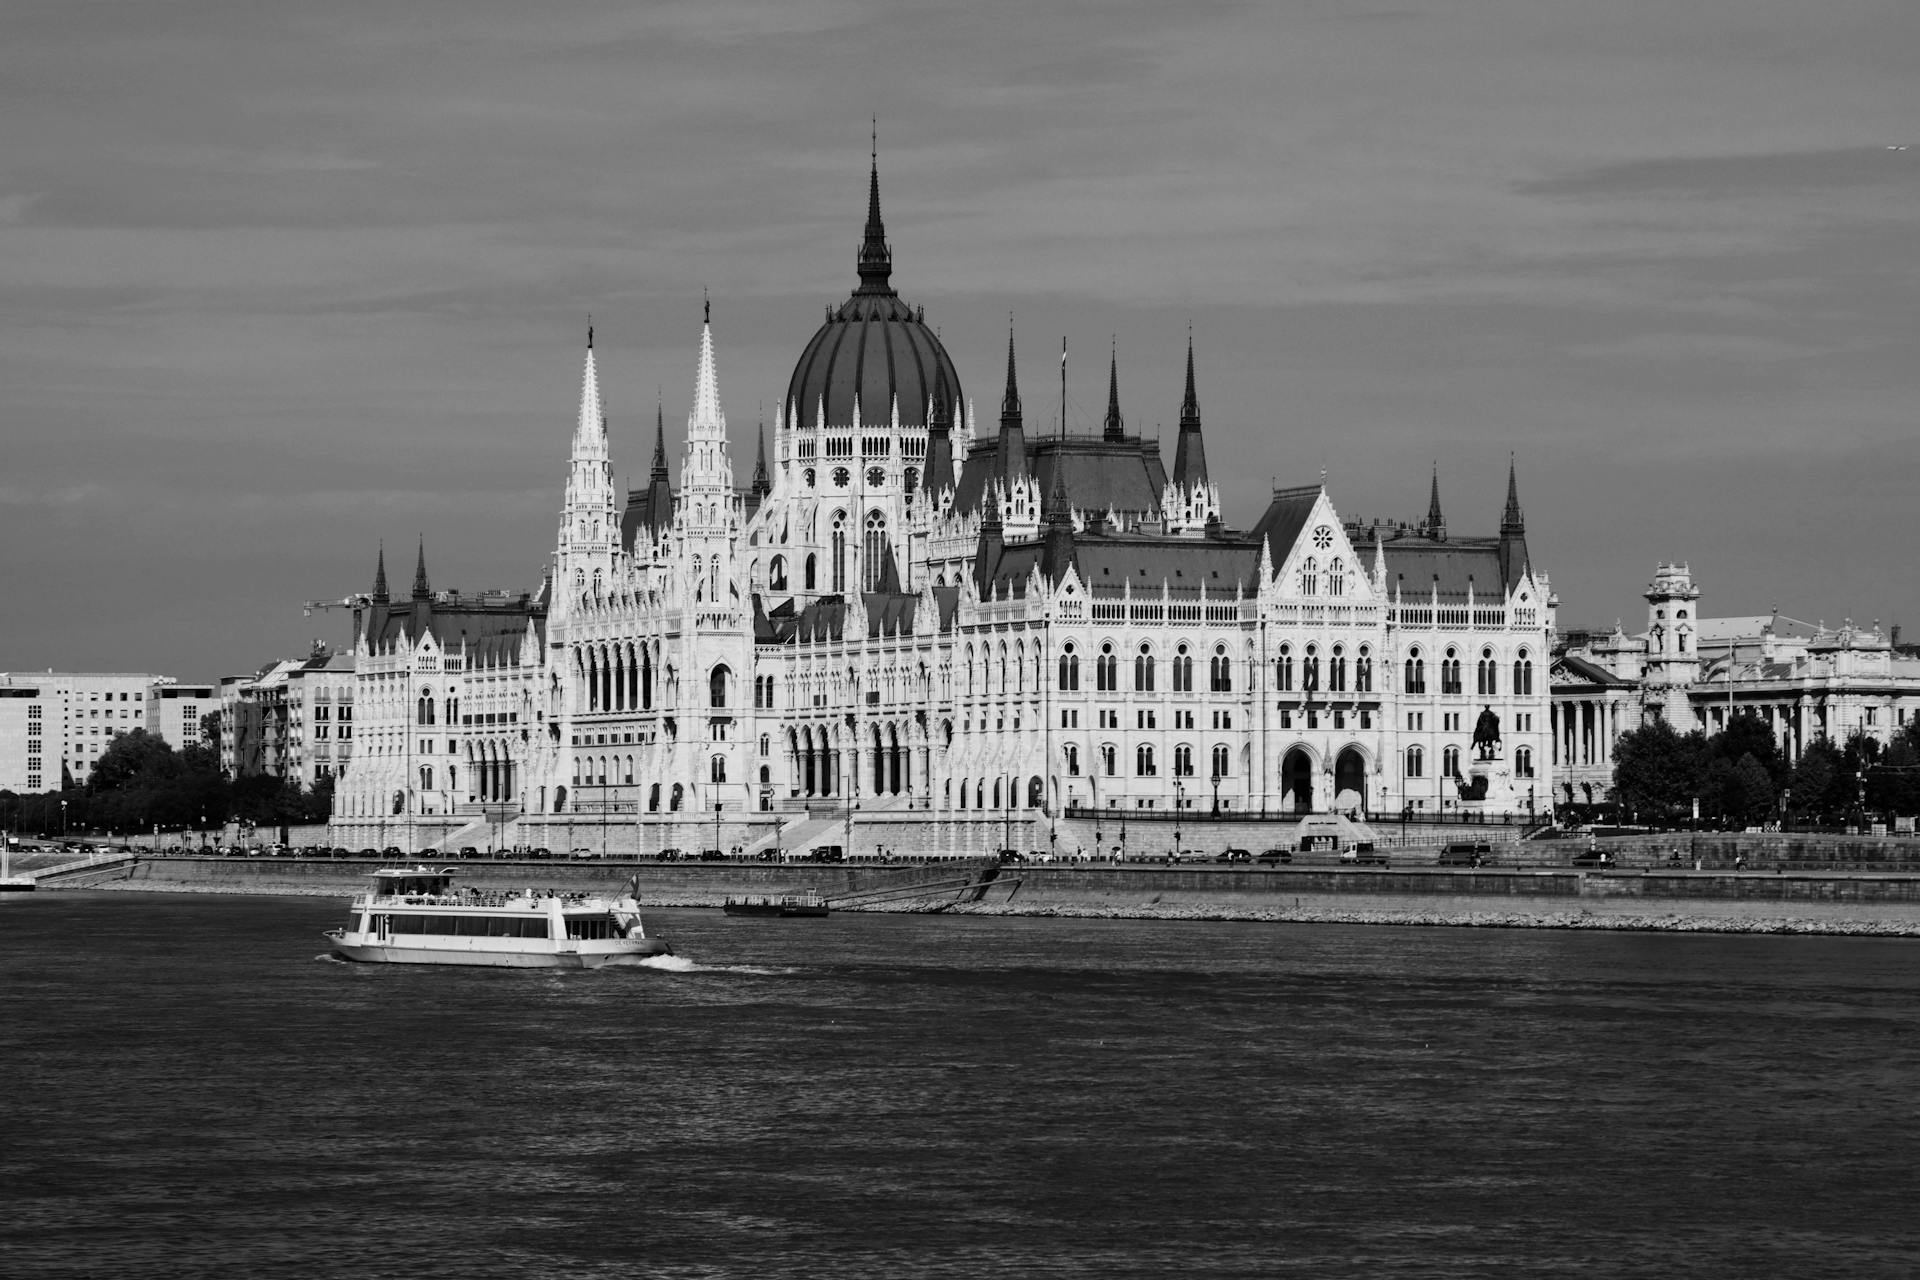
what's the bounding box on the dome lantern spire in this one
[855,120,893,296]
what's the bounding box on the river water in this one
[3,891,1917,1279]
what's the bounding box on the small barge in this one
[722,890,830,918]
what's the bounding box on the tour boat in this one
[722,890,830,918]
[324,866,671,968]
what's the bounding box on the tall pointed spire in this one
[688,298,724,437]
[1425,463,1446,541]
[576,321,604,451]
[412,537,431,600]
[1171,328,1209,487]
[651,401,668,479]
[1103,338,1125,441]
[923,362,956,502]
[1498,452,1530,591]
[1040,455,1076,585]
[855,119,893,295]
[641,398,673,539]
[371,542,389,604]
[997,320,1028,486]
[751,418,771,497]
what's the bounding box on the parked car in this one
[1256,847,1292,865]
[1340,842,1389,866]
[1438,842,1488,867]
[657,847,684,861]
[698,848,728,861]
[571,847,600,860]
[1215,848,1253,863]
[458,846,479,859]
[808,845,845,863]
[757,848,788,862]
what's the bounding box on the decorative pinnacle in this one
[372,542,389,601]
[1179,325,1200,428]
[1103,337,1124,441]
[1426,462,1445,537]
[412,536,431,600]
[1001,318,1021,420]
[1503,451,1524,529]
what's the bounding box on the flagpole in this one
[1060,336,1067,439]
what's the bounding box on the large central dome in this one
[785,157,962,430]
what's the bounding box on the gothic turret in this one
[922,363,956,503]
[1103,339,1125,442]
[1171,332,1209,488]
[1425,464,1446,541]
[411,537,431,600]
[553,323,618,610]
[855,127,892,296]
[997,323,1028,487]
[1498,453,1529,591]
[1039,459,1077,585]
[371,543,389,605]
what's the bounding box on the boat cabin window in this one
[382,914,549,938]
[375,873,454,897]
[564,916,619,940]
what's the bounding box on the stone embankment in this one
[72,855,1920,936]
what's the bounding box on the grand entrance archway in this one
[1281,748,1314,815]
[1334,748,1368,815]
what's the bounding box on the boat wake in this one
[635,955,797,976]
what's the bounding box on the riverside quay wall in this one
[95,854,1920,934]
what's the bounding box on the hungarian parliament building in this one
[332,158,1555,838]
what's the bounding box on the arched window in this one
[1442,648,1462,696]
[552,785,567,813]
[1515,746,1535,778]
[419,765,433,791]
[1355,646,1373,693]
[1275,644,1293,692]
[1302,645,1320,695]
[1210,644,1232,692]
[804,553,817,590]
[1405,746,1424,778]
[1097,643,1118,692]
[1135,643,1156,692]
[1136,744,1157,776]
[1101,744,1117,776]
[711,755,727,783]
[1174,744,1193,777]
[1405,650,1426,694]
[904,466,919,497]
[1298,556,1318,596]
[1513,653,1534,695]
[831,512,847,592]
[1064,744,1080,776]
[769,555,788,590]
[1173,644,1194,692]
[417,688,435,725]
[1443,745,1461,778]
[1329,644,1347,693]
[998,641,1009,695]
[864,511,887,592]
[692,556,705,602]
[648,783,660,812]
[1328,558,1345,597]
[709,665,729,708]
[1058,643,1080,691]
[1477,648,1497,696]
[1212,744,1230,779]
[670,783,684,811]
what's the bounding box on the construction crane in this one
[302,594,372,618]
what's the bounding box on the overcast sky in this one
[4,0,1917,682]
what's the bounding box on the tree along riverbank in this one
[51,855,1920,936]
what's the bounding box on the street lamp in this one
[1173,779,1184,859]
[713,800,723,858]
[1211,769,1221,816]
[60,799,67,840]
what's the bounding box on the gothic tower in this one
[554,325,617,615]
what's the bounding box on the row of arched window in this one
[1274,644,1373,694]
[1059,641,1237,693]
[1403,648,1534,697]
[1404,745,1536,778]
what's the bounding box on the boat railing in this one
[359,888,613,910]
